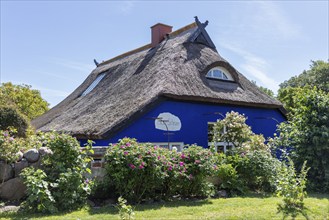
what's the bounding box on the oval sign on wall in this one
[155,112,182,131]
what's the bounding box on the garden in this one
[1,61,329,219]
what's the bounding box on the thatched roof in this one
[32,20,284,139]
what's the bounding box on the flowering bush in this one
[0,129,19,164]
[177,145,216,197]
[104,138,216,203]
[21,132,93,213]
[213,111,252,149]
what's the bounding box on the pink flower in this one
[181,154,186,159]
[179,162,184,167]
[129,164,136,169]
[3,132,8,137]
[9,137,14,142]
[189,174,194,180]
[195,160,201,164]
[139,165,144,169]
[168,166,173,171]
[120,145,125,149]
[158,156,161,160]
[154,146,158,150]
[126,143,131,147]
[138,155,142,159]
[141,162,145,166]
[124,151,128,155]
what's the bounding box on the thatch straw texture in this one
[32,23,283,139]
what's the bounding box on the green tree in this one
[0,82,49,120]
[279,60,329,93]
[251,80,275,98]
[277,87,329,192]
[0,106,29,137]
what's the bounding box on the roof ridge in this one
[99,43,152,66]
[169,22,197,38]
[98,22,197,67]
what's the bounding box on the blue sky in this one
[1,1,328,107]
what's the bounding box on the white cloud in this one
[50,58,94,73]
[117,1,135,15]
[251,1,301,40]
[220,43,279,92]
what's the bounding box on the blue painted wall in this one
[80,100,285,147]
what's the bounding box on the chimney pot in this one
[151,23,173,47]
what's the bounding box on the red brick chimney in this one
[151,23,173,47]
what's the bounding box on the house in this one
[32,17,286,152]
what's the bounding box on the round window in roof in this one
[206,67,234,81]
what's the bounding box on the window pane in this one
[208,123,214,142]
[212,70,221,78]
[81,73,106,96]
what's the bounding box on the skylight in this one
[206,67,233,81]
[81,73,106,96]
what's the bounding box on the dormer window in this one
[206,67,233,81]
[81,73,106,96]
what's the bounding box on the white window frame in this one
[206,67,234,81]
[152,142,184,152]
[81,72,106,96]
[207,122,234,153]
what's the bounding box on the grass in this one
[1,194,328,220]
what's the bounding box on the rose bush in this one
[104,138,216,203]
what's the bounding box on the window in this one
[207,122,234,153]
[206,67,233,81]
[152,142,184,152]
[81,73,106,96]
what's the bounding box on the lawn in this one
[1,194,328,220]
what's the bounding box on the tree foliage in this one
[276,87,329,192]
[279,60,329,93]
[0,82,49,120]
[251,80,275,98]
[0,106,29,137]
[276,60,329,191]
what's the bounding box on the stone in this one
[14,160,29,177]
[16,151,23,162]
[0,177,26,200]
[104,198,116,205]
[38,147,53,156]
[87,199,96,207]
[0,162,14,182]
[0,205,20,213]
[23,149,39,163]
[29,159,42,169]
[217,190,228,198]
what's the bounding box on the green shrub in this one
[117,197,135,220]
[0,130,20,164]
[276,157,309,219]
[104,138,169,202]
[178,145,216,197]
[212,111,281,194]
[104,138,216,203]
[21,132,93,213]
[216,151,281,194]
[20,167,57,213]
[0,106,29,137]
[240,151,281,192]
[216,163,245,195]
